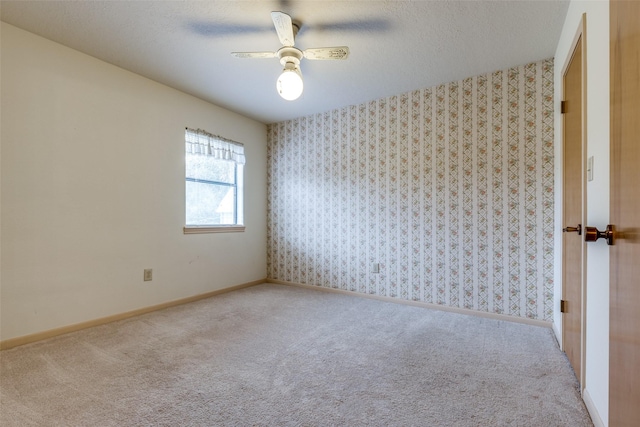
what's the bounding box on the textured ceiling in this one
[0,1,569,124]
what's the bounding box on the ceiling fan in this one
[231,11,350,101]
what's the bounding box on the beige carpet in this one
[1,283,592,426]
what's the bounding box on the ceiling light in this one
[276,62,303,101]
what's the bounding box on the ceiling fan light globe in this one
[277,68,303,101]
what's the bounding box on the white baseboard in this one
[268,279,552,329]
[0,278,267,350]
[583,388,605,427]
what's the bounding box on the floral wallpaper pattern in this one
[267,58,554,321]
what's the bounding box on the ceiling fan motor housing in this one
[278,46,303,68]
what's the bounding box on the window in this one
[184,128,245,233]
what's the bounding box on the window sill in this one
[183,225,245,234]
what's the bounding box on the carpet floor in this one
[0,283,592,426]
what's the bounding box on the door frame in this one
[560,13,588,391]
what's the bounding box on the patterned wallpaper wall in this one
[267,59,554,321]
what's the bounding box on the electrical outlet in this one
[144,269,153,281]
[372,263,380,274]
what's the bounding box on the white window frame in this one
[183,128,245,234]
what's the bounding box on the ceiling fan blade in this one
[311,18,390,33]
[231,51,277,59]
[271,11,295,46]
[303,47,350,60]
[188,21,272,37]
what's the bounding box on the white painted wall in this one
[553,1,609,425]
[0,23,267,341]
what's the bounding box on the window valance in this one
[185,128,246,165]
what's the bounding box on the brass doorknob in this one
[584,225,615,245]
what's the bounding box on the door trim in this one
[560,13,588,391]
